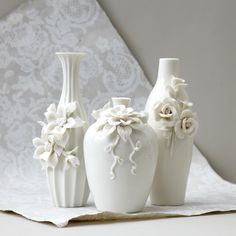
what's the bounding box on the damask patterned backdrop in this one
[0,0,151,183]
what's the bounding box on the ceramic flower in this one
[92,102,111,120]
[174,109,199,139]
[63,146,80,170]
[179,100,193,110]
[33,134,63,169]
[33,102,84,170]
[153,97,179,128]
[167,76,188,100]
[92,103,147,142]
[44,102,85,136]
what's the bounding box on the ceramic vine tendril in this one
[84,97,158,212]
[91,99,147,180]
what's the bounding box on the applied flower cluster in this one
[92,102,148,141]
[32,102,85,170]
[153,76,199,140]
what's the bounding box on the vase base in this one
[151,202,184,206]
[96,207,144,214]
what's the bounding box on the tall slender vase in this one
[145,58,198,205]
[46,52,89,207]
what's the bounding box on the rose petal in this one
[108,117,121,126]
[45,122,57,133]
[130,123,142,130]
[64,155,80,170]
[160,113,173,118]
[55,131,69,148]
[120,119,132,126]
[66,102,77,114]
[189,120,199,137]
[117,125,132,142]
[32,137,43,147]
[66,146,79,155]
[172,77,186,86]
[44,111,57,123]
[102,124,116,136]
[39,151,51,162]
[95,119,108,132]
[180,109,194,119]
[103,102,111,109]
[92,102,111,120]
[47,152,58,168]
[175,83,187,91]
[181,101,193,109]
[130,117,141,124]
[52,125,66,135]
[57,105,66,119]
[47,104,57,113]
[125,107,134,114]
[65,117,85,128]
[68,155,80,167]
[33,146,45,159]
[54,144,63,156]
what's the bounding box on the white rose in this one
[153,97,179,128]
[174,109,199,139]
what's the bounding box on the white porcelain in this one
[84,97,158,213]
[145,58,198,206]
[45,52,89,207]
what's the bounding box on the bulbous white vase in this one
[145,58,198,206]
[46,52,89,207]
[84,97,158,213]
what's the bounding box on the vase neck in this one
[112,97,131,107]
[57,53,85,105]
[155,58,180,86]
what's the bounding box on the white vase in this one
[46,52,89,207]
[84,97,158,213]
[145,58,198,206]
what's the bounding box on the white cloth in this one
[0,0,235,228]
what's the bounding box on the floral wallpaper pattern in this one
[0,0,151,183]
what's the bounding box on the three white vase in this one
[46,53,89,207]
[84,97,158,213]
[33,54,199,210]
[145,58,198,205]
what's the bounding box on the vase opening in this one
[159,58,179,61]
[56,52,86,56]
[157,58,180,80]
[112,97,131,107]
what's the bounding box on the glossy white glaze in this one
[46,53,89,207]
[84,97,158,213]
[145,58,197,206]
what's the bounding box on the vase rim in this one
[112,97,131,107]
[159,58,179,61]
[56,52,86,56]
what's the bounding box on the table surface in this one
[0,211,236,236]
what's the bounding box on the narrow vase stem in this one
[56,52,86,105]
